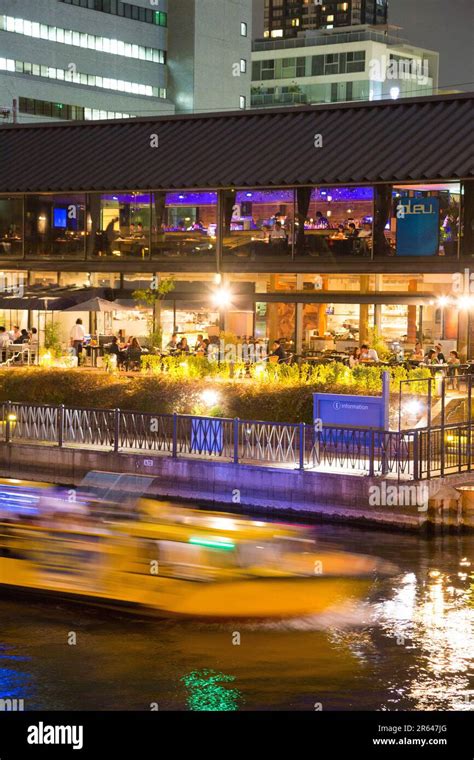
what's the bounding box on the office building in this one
[0,0,251,124]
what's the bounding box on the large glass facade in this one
[24,195,86,258]
[0,182,469,263]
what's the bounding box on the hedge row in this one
[0,366,432,424]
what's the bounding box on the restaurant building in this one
[0,93,472,357]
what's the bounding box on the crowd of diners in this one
[0,324,38,362]
[164,333,289,364]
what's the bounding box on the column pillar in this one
[359,275,370,343]
[295,274,304,355]
[267,275,280,343]
[374,274,382,332]
[407,278,418,345]
[318,276,328,337]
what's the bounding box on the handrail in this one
[1,400,471,481]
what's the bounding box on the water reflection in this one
[373,560,473,711]
[181,669,243,711]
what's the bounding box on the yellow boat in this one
[0,495,396,619]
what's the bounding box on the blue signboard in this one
[396,197,440,256]
[190,417,223,455]
[313,373,390,447]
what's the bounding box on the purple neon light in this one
[101,187,374,206]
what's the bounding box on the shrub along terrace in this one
[0,362,432,424]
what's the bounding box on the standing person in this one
[435,343,446,363]
[0,326,10,362]
[29,327,39,364]
[70,318,85,365]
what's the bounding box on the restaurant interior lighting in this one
[437,295,450,308]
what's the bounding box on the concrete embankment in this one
[1,442,472,532]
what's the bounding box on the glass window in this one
[87,193,151,259]
[24,194,86,259]
[240,95,246,109]
[297,186,374,258]
[222,189,294,262]
[241,21,248,36]
[0,197,23,257]
[150,191,217,263]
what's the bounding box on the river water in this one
[0,521,472,711]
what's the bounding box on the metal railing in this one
[1,401,472,480]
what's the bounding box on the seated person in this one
[435,343,446,363]
[349,347,361,368]
[412,342,424,361]
[360,343,379,363]
[269,221,287,242]
[14,329,30,344]
[423,349,439,365]
[106,336,120,356]
[357,222,372,238]
[166,333,179,354]
[331,225,346,240]
[177,337,190,353]
[269,339,287,363]
[125,338,142,368]
[447,350,460,374]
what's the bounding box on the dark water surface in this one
[1,522,472,711]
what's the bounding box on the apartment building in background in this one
[263,0,388,38]
[252,25,439,107]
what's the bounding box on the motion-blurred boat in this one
[0,475,397,619]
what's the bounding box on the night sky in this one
[252,0,474,91]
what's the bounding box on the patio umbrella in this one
[64,297,131,313]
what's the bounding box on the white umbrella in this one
[65,297,131,313]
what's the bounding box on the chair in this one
[124,348,142,371]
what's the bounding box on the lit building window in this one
[0,57,165,98]
[239,95,246,109]
[271,29,284,38]
[0,15,166,64]
[240,58,247,74]
[241,21,248,36]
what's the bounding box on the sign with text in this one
[313,373,390,446]
[396,196,440,256]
